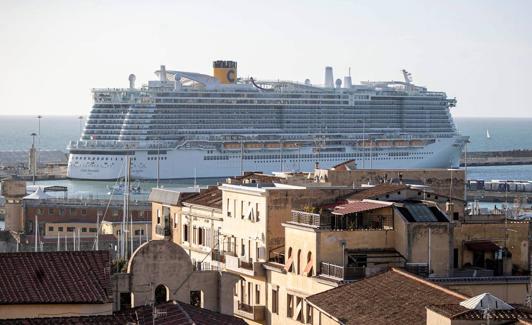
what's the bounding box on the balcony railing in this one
[211,249,225,263]
[319,262,365,281]
[236,302,266,321]
[290,210,393,231]
[225,255,264,276]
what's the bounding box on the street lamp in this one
[30,133,37,185]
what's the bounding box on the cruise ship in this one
[67,61,468,180]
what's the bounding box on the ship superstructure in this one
[67,61,467,180]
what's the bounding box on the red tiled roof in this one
[347,184,409,201]
[183,187,223,209]
[427,304,532,321]
[0,250,111,304]
[332,201,391,216]
[307,268,466,325]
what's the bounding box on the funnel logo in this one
[226,69,236,83]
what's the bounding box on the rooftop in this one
[0,250,111,304]
[306,268,465,325]
[183,186,223,209]
[332,200,392,216]
[346,184,409,201]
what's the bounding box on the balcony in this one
[234,301,265,321]
[290,209,393,231]
[225,255,264,277]
[155,224,170,237]
[211,249,225,263]
[319,262,365,281]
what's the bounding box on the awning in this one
[464,240,500,252]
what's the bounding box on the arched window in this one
[155,284,169,304]
[284,247,293,272]
[304,251,313,277]
[297,249,302,274]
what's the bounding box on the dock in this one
[461,149,532,167]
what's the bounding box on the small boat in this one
[486,129,491,139]
[107,181,142,195]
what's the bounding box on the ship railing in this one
[68,140,183,150]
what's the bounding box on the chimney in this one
[128,74,136,89]
[324,67,334,88]
[160,65,167,82]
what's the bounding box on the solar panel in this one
[405,204,438,222]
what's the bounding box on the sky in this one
[0,0,531,117]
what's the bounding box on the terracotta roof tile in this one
[427,304,532,321]
[332,201,392,216]
[307,269,464,325]
[182,187,222,209]
[0,250,111,304]
[347,184,409,201]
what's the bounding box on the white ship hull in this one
[67,136,465,180]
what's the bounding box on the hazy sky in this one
[1,0,531,117]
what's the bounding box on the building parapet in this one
[225,254,265,277]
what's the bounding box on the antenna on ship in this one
[402,69,413,84]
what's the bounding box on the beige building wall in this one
[315,168,465,200]
[426,308,453,325]
[180,203,223,269]
[454,221,529,272]
[0,303,113,319]
[445,282,529,304]
[44,222,98,237]
[151,202,181,242]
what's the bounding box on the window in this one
[48,208,54,215]
[81,209,87,215]
[297,249,302,274]
[82,227,87,232]
[135,229,144,235]
[59,208,65,216]
[198,228,204,246]
[36,208,43,215]
[183,224,189,242]
[255,284,260,304]
[272,289,278,314]
[157,209,161,224]
[192,226,197,244]
[306,303,313,324]
[296,297,304,322]
[227,198,231,217]
[241,239,246,257]
[89,228,97,233]
[285,247,293,272]
[70,208,76,215]
[255,203,260,221]
[67,227,75,232]
[58,226,64,232]
[190,290,202,308]
[287,294,294,318]
[174,213,178,228]
[240,200,244,219]
[303,252,313,277]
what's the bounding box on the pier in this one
[461,149,532,167]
